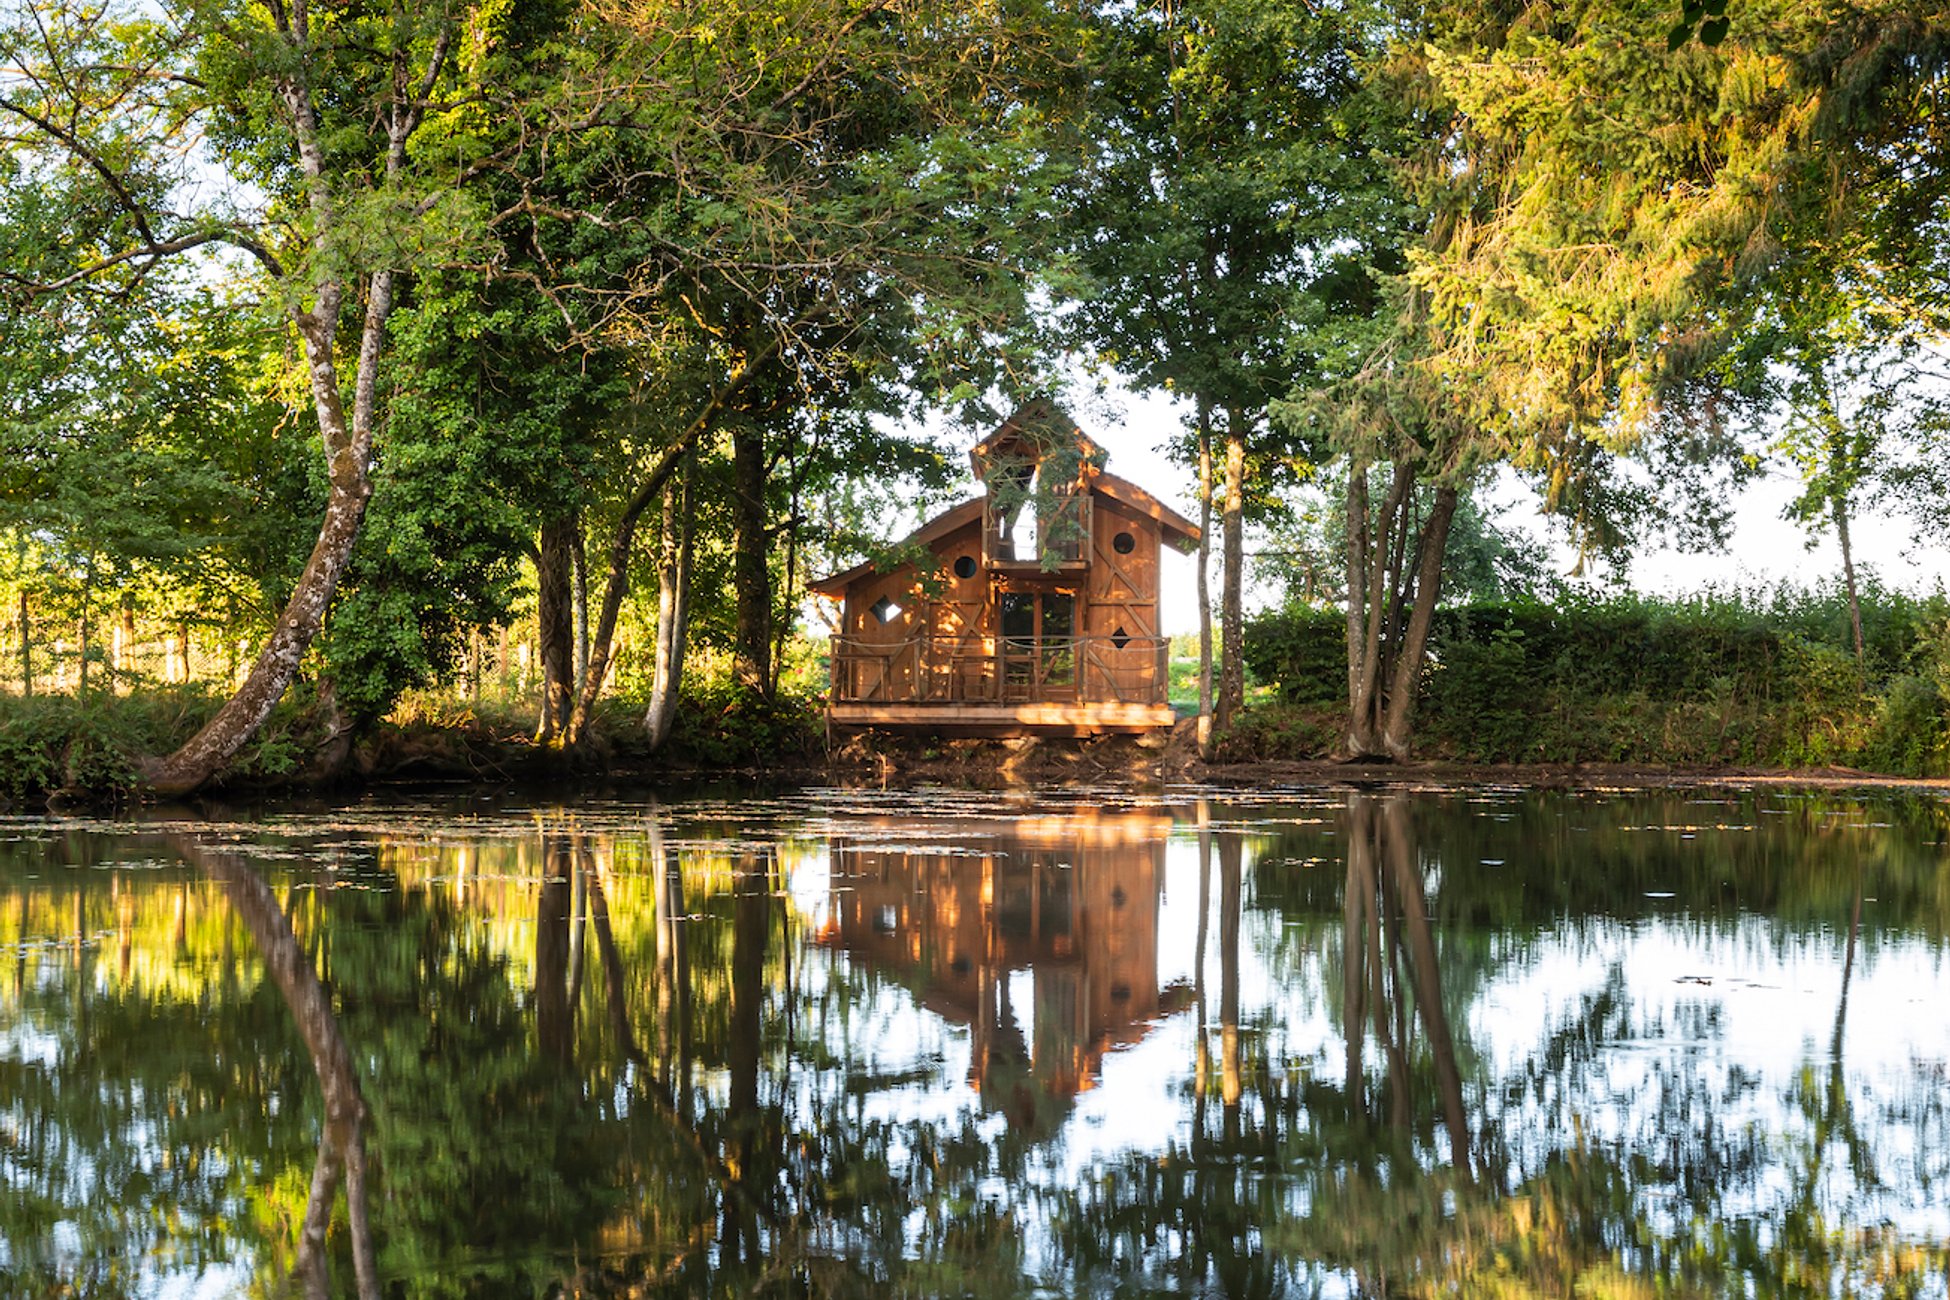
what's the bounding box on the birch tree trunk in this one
[1196,398,1215,759]
[1215,415,1246,730]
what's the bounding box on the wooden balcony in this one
[827,633,1177,735]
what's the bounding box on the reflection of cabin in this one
[812,402,1200,734]
[819,814,1175,1132]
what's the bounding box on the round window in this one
[953,554,977,580]
[1112,531,1137,554]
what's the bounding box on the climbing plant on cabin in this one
[979,428,1106,573]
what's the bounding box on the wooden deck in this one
[827,699,1178,735]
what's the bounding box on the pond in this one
[3,784,1948,1297]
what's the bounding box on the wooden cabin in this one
[812,402,1200,734]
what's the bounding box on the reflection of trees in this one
[7,794,1950,1298]
[171,834,381,1299]
[1341,794,1470,1172]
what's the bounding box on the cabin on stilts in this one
[812,401,1200,736]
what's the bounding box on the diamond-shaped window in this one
[871,596,903,624]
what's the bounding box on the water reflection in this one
[822,812,1172,1133]
[0,788,1946,1296]
[172,834,380,1299]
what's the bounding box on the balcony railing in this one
[829,633,1171,706]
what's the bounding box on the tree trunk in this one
[143,446,376,793]
[732,423,772,697]
[115,594,135,689]
[1835,494,1866,675]
[646,458,696,751]
[1344,462,1456,762]
[76,576,90,695]
[142,263,399,793]
[1216,415,1246,730]
[1196,398,1215,759]
[570,515,590,697]
[18,589,30,696]
[535,518,577,744]
[1377,486,1457,759]
[567,347,773,746]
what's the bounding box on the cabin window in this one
[984,455,1087,566]
[1112,530,1136,555]
[953,554,977,580]
[870,596,902,624]
[1111,625,1131,650]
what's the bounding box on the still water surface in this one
[3,785,1948,1297]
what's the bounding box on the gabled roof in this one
[809,408,1202,597]
[808,497,984,596]
[969,399,1102,482]
[1095,472,1200,549]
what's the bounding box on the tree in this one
[1063,0,1405,751]
[2,0,481,791]
[1306,0,1950,759]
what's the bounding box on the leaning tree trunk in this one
[1343,459,1457,762]
[141,22,457,793]
[1215,414,1246,731]
[565,347,773,747]
[731,423,772,698]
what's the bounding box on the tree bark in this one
[17,589,29,695]
[1343,463,1454,762]
[566,344,774,745]
[732,422,772,697]
[1195,398,1215,759]
[535,517,577,744]
[1378,486,1457,760]
[1216,414,1246,730]
[570,516,590,697]
[646,458,696,751]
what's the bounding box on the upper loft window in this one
[982,453,1089,569]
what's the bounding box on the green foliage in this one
[666,679,824,768]
[1242,584,1950,775]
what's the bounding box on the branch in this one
[0,229,284,297]
[0,94,161,246]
